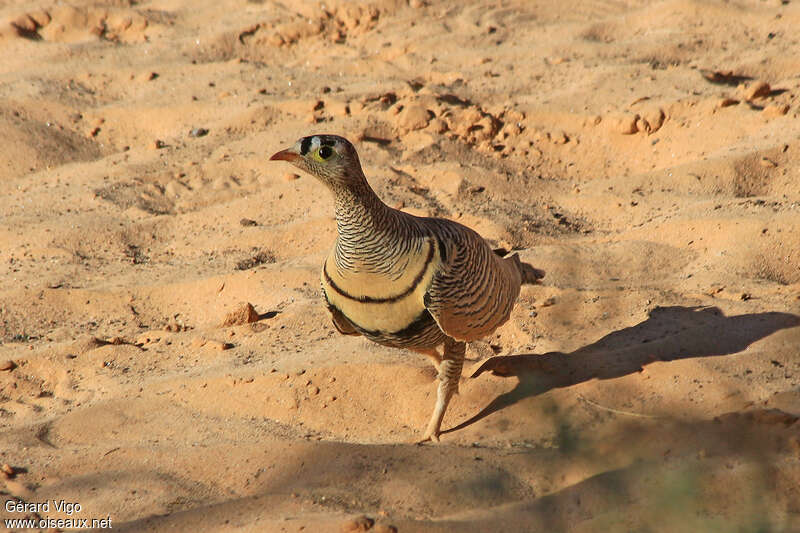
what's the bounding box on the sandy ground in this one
[1,0,800,531]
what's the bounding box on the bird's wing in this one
[423,221,522,342]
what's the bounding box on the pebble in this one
[221,302,260,327]
[0,360,16,371]
[283,173,300,181]
[639,107,665,134]
[540,297,557,307]
[206,340,233,350]
[1,464,15,478]
[12,14,38,33]
[762,104,789,118]
[189,127,209,137]
[744,81,771,100]
[28,9,50,27]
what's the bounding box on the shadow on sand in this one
[447,305,800,434]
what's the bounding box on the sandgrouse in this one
[271,134,543,442]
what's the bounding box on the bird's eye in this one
[318,145,334,160]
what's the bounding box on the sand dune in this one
[1,0,799,531]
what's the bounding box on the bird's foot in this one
[417,428,440,445]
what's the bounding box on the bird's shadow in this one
[447,305,800,434]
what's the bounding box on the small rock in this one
[164,322,185,332]
[0,360,16,371]
[189,127,209,137]
[340,515,374,532]
[1,464,15,478]
[540,297,557,307]
[152,139,166,149]
[135,333,158,345]
[717,97,739,108]
[206,340,233,351]
[239,218,258,226]
[639,107,665,134]
[744,81,771,100]
[28,9,50,27]
[221,303,260,327]
[762,104,789,118]
[12,14,38,33]
[283,173,300,182]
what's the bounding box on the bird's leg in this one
[413,347,442,373]
[420,337,465,443]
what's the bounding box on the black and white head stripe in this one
[300,136,313,155]
[298,135,345,155]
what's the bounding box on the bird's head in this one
[270,134,364,189]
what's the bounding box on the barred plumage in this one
[270,135,544,441]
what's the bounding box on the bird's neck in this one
[333,179,390,240]
[330,179,399,270]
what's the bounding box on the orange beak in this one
[270,149,300,162]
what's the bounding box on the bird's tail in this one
[495,249,545,285]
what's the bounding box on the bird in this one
[270,134,543,442]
